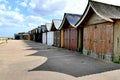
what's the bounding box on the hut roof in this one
[50,19,62,31]
[76,1,120,27]
[41,25,47,32]
[46,23,52,31]
[59,13,81,29]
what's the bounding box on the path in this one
[0,40,119,80]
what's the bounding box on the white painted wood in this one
[42,33,47,44]
[47,32,54,46]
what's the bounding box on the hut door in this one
[70,28,77,51]
[64,29,67,49]
[64,29,69,49]
[43,33,46,44]
[83,26,89,52]
[57,31,61,47]
[83,25,93,53]
[96,23,113,55]
[54,31,57,46]
[102,23,113,54]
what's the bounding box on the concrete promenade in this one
[0,40,120,80]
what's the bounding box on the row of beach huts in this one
[17,1,120,62]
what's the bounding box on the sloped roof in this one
[76,1,120,27]
[91,1,120,19]
[41,25,47,32]
[50,19,62,31]
[59,13,81,29]
[36,26,41,33]
[46,23,52,31]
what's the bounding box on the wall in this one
[61,29,64,47]
[77,28,83,52]
[86,13,107,25]
[114,20,120,61]
[83,22,113,61]
[54,31,61,47]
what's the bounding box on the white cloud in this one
[8,6,11,10]
[28,0,120,16]
[28,23,38,28]
[29,2,36,8]
[25,15,50,27]
[0,9,24,27]
[15,7,20,12]
[62,0,88,15]
[29,0,66,16]
[0,4,6,10]
[20,2,27,7]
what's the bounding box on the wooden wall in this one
[63,27,78,51]
[114,20,120,61]
[83,22,113,61]
[86,13,106,25]
[77,28,83,52]
[61,29,64,47]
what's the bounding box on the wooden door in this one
[64,29,69,49]
[83,26,91,52]
[47,32,54,46]
[42,33,47,44]
[70,28,77,51]
[84,22,113,55]
[61,30,64,47]
[56,31,61,47]
[54,31,57,46]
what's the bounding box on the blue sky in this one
[0,0,120,37]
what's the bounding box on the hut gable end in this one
[86,13,107,25]
[59,13,81,29]
[51,19,62,31]
[76,1,120,27]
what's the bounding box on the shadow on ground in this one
[24,40,120,77]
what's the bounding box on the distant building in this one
[14,32,30,40]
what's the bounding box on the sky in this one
[0,0,120,37]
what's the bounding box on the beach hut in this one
[34,28,38,42]
[29,29,35,41]
[41,25,47,44]
[36,26,42,43]
[59,13,81,51]
[28,31,33,40]
[14,32,30,40]
[31,29,36,41]
[76,1,120,61]
[46,23,54,46]
[50,19,62,47]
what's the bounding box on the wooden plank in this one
[61,29,64,47]
[56,31,61,47]
[70,28,77,51]
[83,26,90,51]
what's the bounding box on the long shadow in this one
[23,40,120,77]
